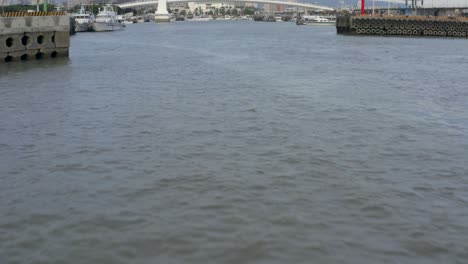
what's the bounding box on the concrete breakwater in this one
[1,12,70,63]
[337,14,468,38]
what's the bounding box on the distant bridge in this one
[118,0,335,11]
[117,1,468,10]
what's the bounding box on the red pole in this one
[361,0,365,15]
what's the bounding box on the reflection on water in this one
[1,21,468,264]
[0,57,70,75]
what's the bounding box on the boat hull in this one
[92,22,125,32]
[75,22,90,32]
[305,22,336,26]
[189,17,211,22]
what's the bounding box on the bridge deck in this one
[118,0,335,11]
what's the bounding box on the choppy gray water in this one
[1,21,468,264]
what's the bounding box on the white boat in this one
[275,16,283,22]
[189,16,212,22]
[304,15,335,26]
[71,4,94,32]
[92,4,125,32]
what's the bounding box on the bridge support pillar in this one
[155,0,170,22]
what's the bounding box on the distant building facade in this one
[263,0,297,13]
[170,3,189,14]
[188,2,236,14]
[244,3,258,8]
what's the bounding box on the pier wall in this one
[1,13,69,63]
[337,15,468,38]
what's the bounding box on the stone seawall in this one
[1,13,70,63]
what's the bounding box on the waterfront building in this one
[188,2,236,15]
[276,5,286,12]
[170,3,189,14]
[264,4,274,13]
[244,3,258,8]
[234,2,244,8]
[264,1,297,13]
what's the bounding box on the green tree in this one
[208,10,213,16]
[194,8,200,16]
[226,8,231,16]
[220,7,225,16]
[179,10,186,16]
[231,8,238,16]
[242,7,255,15]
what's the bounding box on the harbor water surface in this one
[1,21,468,264]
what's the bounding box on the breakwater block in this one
[1,12,70,63]
[336,14,468,38]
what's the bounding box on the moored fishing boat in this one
[71,4,94,32]
[91,4,125,32]
[304,15,336,26]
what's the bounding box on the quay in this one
[337,14,468,38]
[1,11,70,63]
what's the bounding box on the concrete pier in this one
[154,0,170,23]
[1,12,70,63]
[337,14,468,38]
